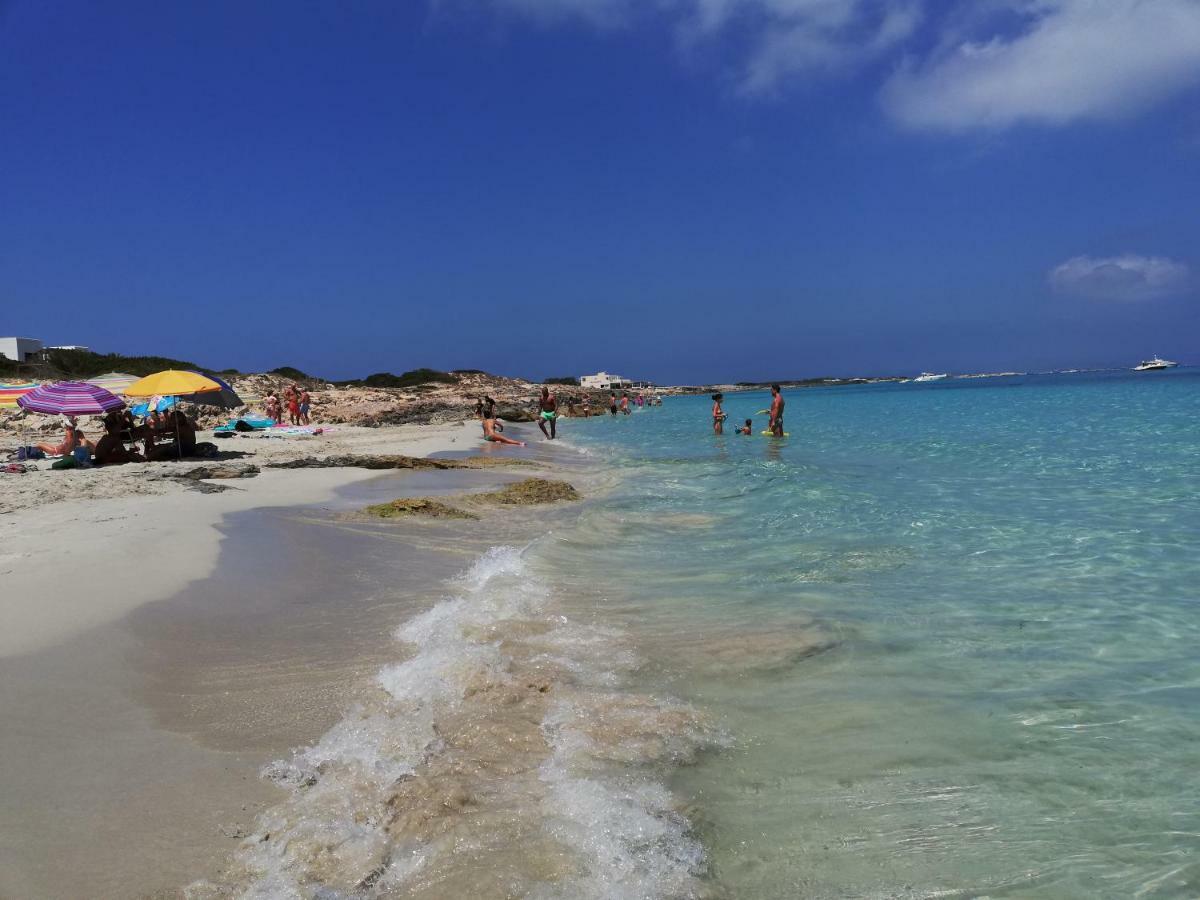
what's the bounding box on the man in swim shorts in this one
[609,392,618,416]
[768,383,785,436]
[537,386,559,440]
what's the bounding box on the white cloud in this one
[1049,254,1191,301]
[882,0,1200,131]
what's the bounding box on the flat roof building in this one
[0,337,43,363]
[580,371,633,390]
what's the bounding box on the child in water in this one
[737,418,753,435]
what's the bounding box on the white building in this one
[580,371,632,390]
[0,337,43,362]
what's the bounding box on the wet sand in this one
[0,444,591,898]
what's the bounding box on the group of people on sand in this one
[711,384,786,437]
[34,406,199,466]
[264,384,311,426]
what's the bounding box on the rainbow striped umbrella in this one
[86,372,138,395]
[0,382,38,409]
[17,381,126,416]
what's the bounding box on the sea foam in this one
[198,545,722,898]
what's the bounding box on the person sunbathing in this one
[36,418,86,457]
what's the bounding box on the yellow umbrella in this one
[124,370,222,459]
[125,370,222,397]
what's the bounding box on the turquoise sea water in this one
[555,370,1200,898]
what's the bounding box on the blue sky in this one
[1,0,1198,382]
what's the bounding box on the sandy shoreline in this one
[0,418,579,899]
[0,421,480,658]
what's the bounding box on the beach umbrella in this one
[124,370,222,459]
[17,381,126,416]
[124,370,223,398]
[86,372,138,395]
[0,382,38,409]
[130,396,178,417]
[183,372,243,409]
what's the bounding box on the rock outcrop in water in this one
[472,478,579,505]
[363,498,479,520]
[357,478,580,521]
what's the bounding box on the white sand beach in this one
[0,422,479,658]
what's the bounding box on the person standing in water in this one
[620,392,630,415]
[768,383,785,436]
[711,393,726,434]
[609,392,618,416]
[537,386,559,440]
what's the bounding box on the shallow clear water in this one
[556,371,1200,898]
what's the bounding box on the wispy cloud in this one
[882,0,1200,131]
[442,0,923,93]
[1049,254,1191,301]
[443,0,1200,128]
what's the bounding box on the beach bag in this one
[72,447,93,467]
[51,455,77,470]
[234,419,255,432]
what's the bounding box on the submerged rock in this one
[471,478,579,505]
[362,498,479,520]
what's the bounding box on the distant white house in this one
[580,371,632,390]
[0,337,43,362]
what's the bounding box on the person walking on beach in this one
[768,384,785,436]
[609,392,618,416]
[481,396,525,447]
[538,386,559,440]
[299,388,311,425]
[711,393,726,434]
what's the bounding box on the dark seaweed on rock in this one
[266,455,469,471]
[362,498,479,520]
[470,478,579,505]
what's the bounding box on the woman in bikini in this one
[711,393,726,434]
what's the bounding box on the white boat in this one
[1133,357,1178,372]
[912,372,949,382]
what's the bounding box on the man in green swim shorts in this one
[538,386,559,440]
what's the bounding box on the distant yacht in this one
[1133,357,1178,372]
[913,372,949,382]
